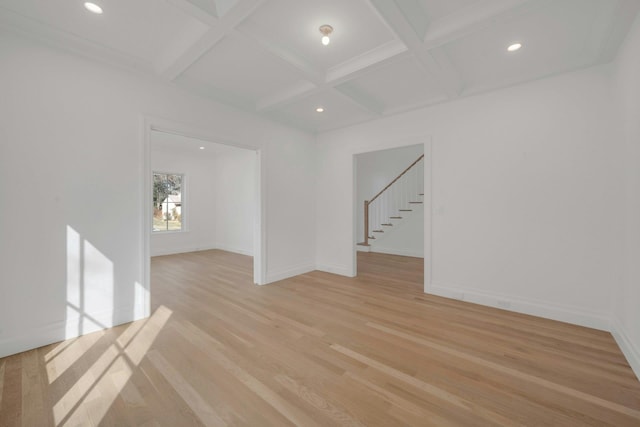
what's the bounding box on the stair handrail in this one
[368,154,424,204]
[363,154,424,246]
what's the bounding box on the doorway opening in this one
[141,119,265,317]
[353,142,430,289]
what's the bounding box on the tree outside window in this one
[153,172,184,232]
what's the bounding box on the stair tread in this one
[419,193,424,196]
[409,201,423,204]
[390,216,403,219]
[372,230,384,233]
[381,223,393,226]
[399,209,413,211]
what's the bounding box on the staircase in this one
[359,154,425,246]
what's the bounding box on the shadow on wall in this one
[65,225,147,339]
[27,226,166,424]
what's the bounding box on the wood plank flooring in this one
[1,250,639,426]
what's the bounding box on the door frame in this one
[140,116,267,316]
[352,138,432,292]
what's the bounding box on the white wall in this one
[150,139,256,258]
[150,148,218,256]
[356,145,424,257]
[317,63,623,331]
[215,149,256,256]
[0,31,315,358]
[613,14,640,378]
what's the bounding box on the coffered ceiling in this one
[1,0,638,133]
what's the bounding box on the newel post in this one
[364,200,369,246]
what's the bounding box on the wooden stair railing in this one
[362,154,424,246]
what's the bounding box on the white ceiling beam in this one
[423,0,540,49]
[393,0,430,40]
[157,28,225,81]
[248,35,407,113]
[157,0,266,81]
[367,0,463,99]
[326,40,408,83]
[232,27,325,86]
[214,0,241,18]
[163,0,218,26]
[253,40,409,112]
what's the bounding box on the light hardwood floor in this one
[1,250,639,426]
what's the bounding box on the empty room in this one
[1,0,640,425]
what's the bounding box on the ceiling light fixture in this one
[319,25,333,46]
[316,107,324,113]
[83,2,103,14]
[507,42,522,52]
[199,146,205,150]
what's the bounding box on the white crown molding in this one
[422,0,535,48]
[0,7,151,75]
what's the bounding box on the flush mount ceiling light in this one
[199,146,205,150]
[316,107,324,113]
[319,25,333,46]
[83,2,103,14]
[507,42,522,52]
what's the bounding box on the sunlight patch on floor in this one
[52,305,172,426]
[44,338,77,364]
[46,331,104,384]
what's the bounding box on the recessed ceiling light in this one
[507,42,522,52]
[319,25,333,46]
[316,107,324,113]
[199,146,205,150]
[84,2,103,14]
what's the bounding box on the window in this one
[153,172,184,232]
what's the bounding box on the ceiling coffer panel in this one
[0,0,638,132]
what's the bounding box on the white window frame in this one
[152,171,186,233]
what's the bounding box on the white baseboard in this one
[151,244,218,257]
[611,319,640,381]
[214,245,253,257]
[370,246,424,258]
[316,264,356,278]
[151,244,253,257]
[427,282,611,331]
[356,245,371,252]
[0,304,146,359]
[266,263,316,284]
